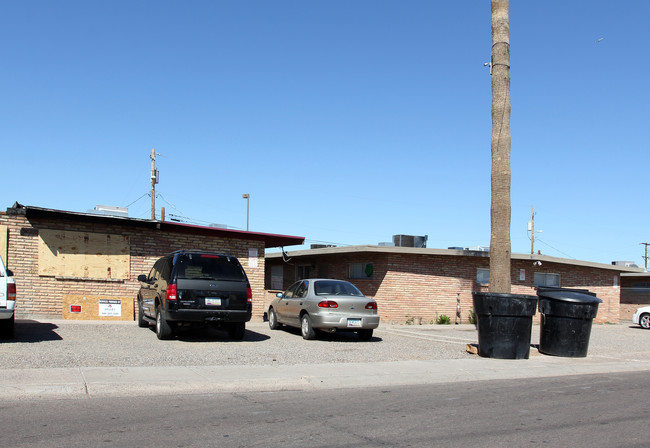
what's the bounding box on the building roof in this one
[7,204,304,249]
[266,244,645,273]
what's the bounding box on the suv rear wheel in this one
[228,322,246,340]
[156,304,173,340]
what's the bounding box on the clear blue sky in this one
[2,1,648,266]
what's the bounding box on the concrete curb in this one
[3,355,650,401]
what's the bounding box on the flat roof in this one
[7,204,304,249]
[266,244,645,273]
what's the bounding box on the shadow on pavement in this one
[272,326,383,343]
[148,325,271,343]
[6,320,63,343]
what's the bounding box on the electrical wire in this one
[124,193,150,208]
[535,238,575,259]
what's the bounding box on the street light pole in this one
[242,194,250,231]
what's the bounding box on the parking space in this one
[0,320,647,371]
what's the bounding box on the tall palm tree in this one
[489,0,511,293]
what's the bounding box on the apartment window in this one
[296,265,311,280]
[534,272,560,288]
[476,268,490,285]
[349,262,373,279]
[317,264,329,278]
[271,265,283,290]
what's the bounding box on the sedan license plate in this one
[347,318,362,328]
[205,298,222,306]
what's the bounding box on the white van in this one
[0,255,16,339]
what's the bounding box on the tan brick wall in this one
[0,213,266,320]
[266,252,623,324]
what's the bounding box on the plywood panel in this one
[38,229,130,279]
[62,295,134,321]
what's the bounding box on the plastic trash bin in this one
[536,288,602,357]
[472,292,538,359]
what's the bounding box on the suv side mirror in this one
[276,292,283,298]
[137,274,148,283]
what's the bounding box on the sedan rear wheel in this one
[357,329,373,341]
[640,313,650,329]
[301,314,316,340]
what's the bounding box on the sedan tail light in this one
[166,284,178,301]
[365,302,377,310]
[318,300,339,308]
[7,283,16,301]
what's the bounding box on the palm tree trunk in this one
[489,0,511,293]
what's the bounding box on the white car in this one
[0,255,16,339]
[632,306,650,330]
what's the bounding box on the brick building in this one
[265,245,644,324]
[620,272,650,320]
[0,204,303,320]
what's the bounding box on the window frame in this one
[534,272,561,288]
[349,262,374,279]
[476,268,490,285]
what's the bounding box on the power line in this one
[124,193,149,208]
[535,238,575,259]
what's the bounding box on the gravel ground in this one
[0,319,646,369]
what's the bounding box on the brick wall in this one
[0,213,267,320]
[266,251,623,324]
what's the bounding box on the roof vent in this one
[612,261,638,267]
[393,235,428,248]
[91,205,128,217]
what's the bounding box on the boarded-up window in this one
[38,229,130,279]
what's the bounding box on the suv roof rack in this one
[169,249,232,256]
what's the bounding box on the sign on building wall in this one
[38,229,130,279]
[99,299,122,317]
[249,248,258,268]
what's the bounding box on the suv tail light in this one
[247,287,252,303]
[166,284,178,301]
[318,300,339,308]
[365,302,377,310]
[7,283,16,301]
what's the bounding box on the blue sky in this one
[1,1,648,266]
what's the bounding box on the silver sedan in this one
[268,279,380,340]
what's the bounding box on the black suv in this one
[137,250,252,340]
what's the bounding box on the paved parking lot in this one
[1,319,647,370]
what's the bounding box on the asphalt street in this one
[2,371,648,447]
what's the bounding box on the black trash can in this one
[472,292,538,359]
[536,288,602,357]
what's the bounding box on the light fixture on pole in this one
[242,194,250,231]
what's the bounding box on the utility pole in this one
[641,242,650,270]
[242,194,250,231]
[530,207,535,255]
[150,148,159,220]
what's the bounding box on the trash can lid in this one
[537,289,602,304]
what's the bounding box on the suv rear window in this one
[174,254,245,281]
